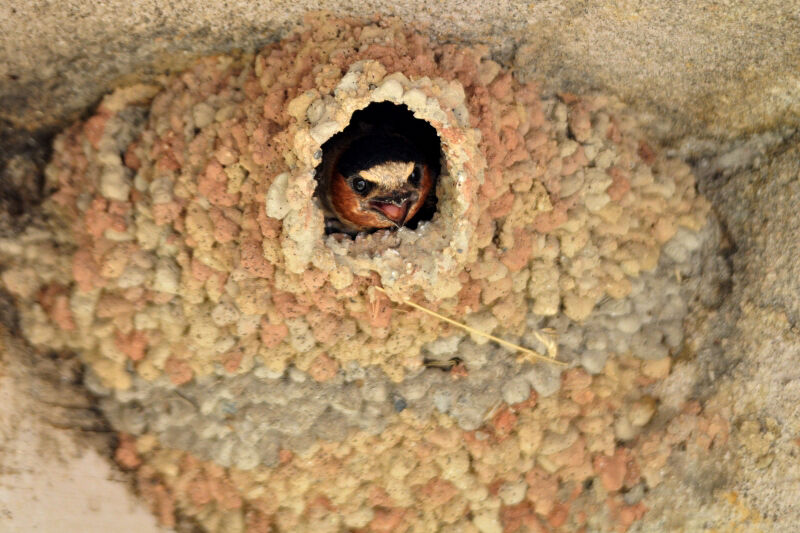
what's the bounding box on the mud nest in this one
[0,14,728,533]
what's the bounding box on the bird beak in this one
[370,200,410,225]
[369,192,417,226]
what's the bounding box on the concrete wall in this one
[2,1,799,139]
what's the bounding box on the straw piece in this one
[374,287,565,366]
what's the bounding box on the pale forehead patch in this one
[359,161,415,190]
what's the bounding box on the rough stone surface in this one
[632,141,800,533]
[0,323,167,533]
[2,2,799,141]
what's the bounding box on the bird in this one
[316,102,440,236]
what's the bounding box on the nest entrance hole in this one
[315,101,443,236]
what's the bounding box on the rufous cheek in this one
[407,164,434,221]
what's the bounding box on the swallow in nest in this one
[316,102,441,236]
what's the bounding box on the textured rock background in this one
[2,1,799,139]
[0,2,799,532]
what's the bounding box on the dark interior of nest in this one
[314,101,443,236]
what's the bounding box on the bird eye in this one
[409,165,422,186]
[351,177,371,195]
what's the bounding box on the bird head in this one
[323,132,436,233]
[344,160,422,226]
